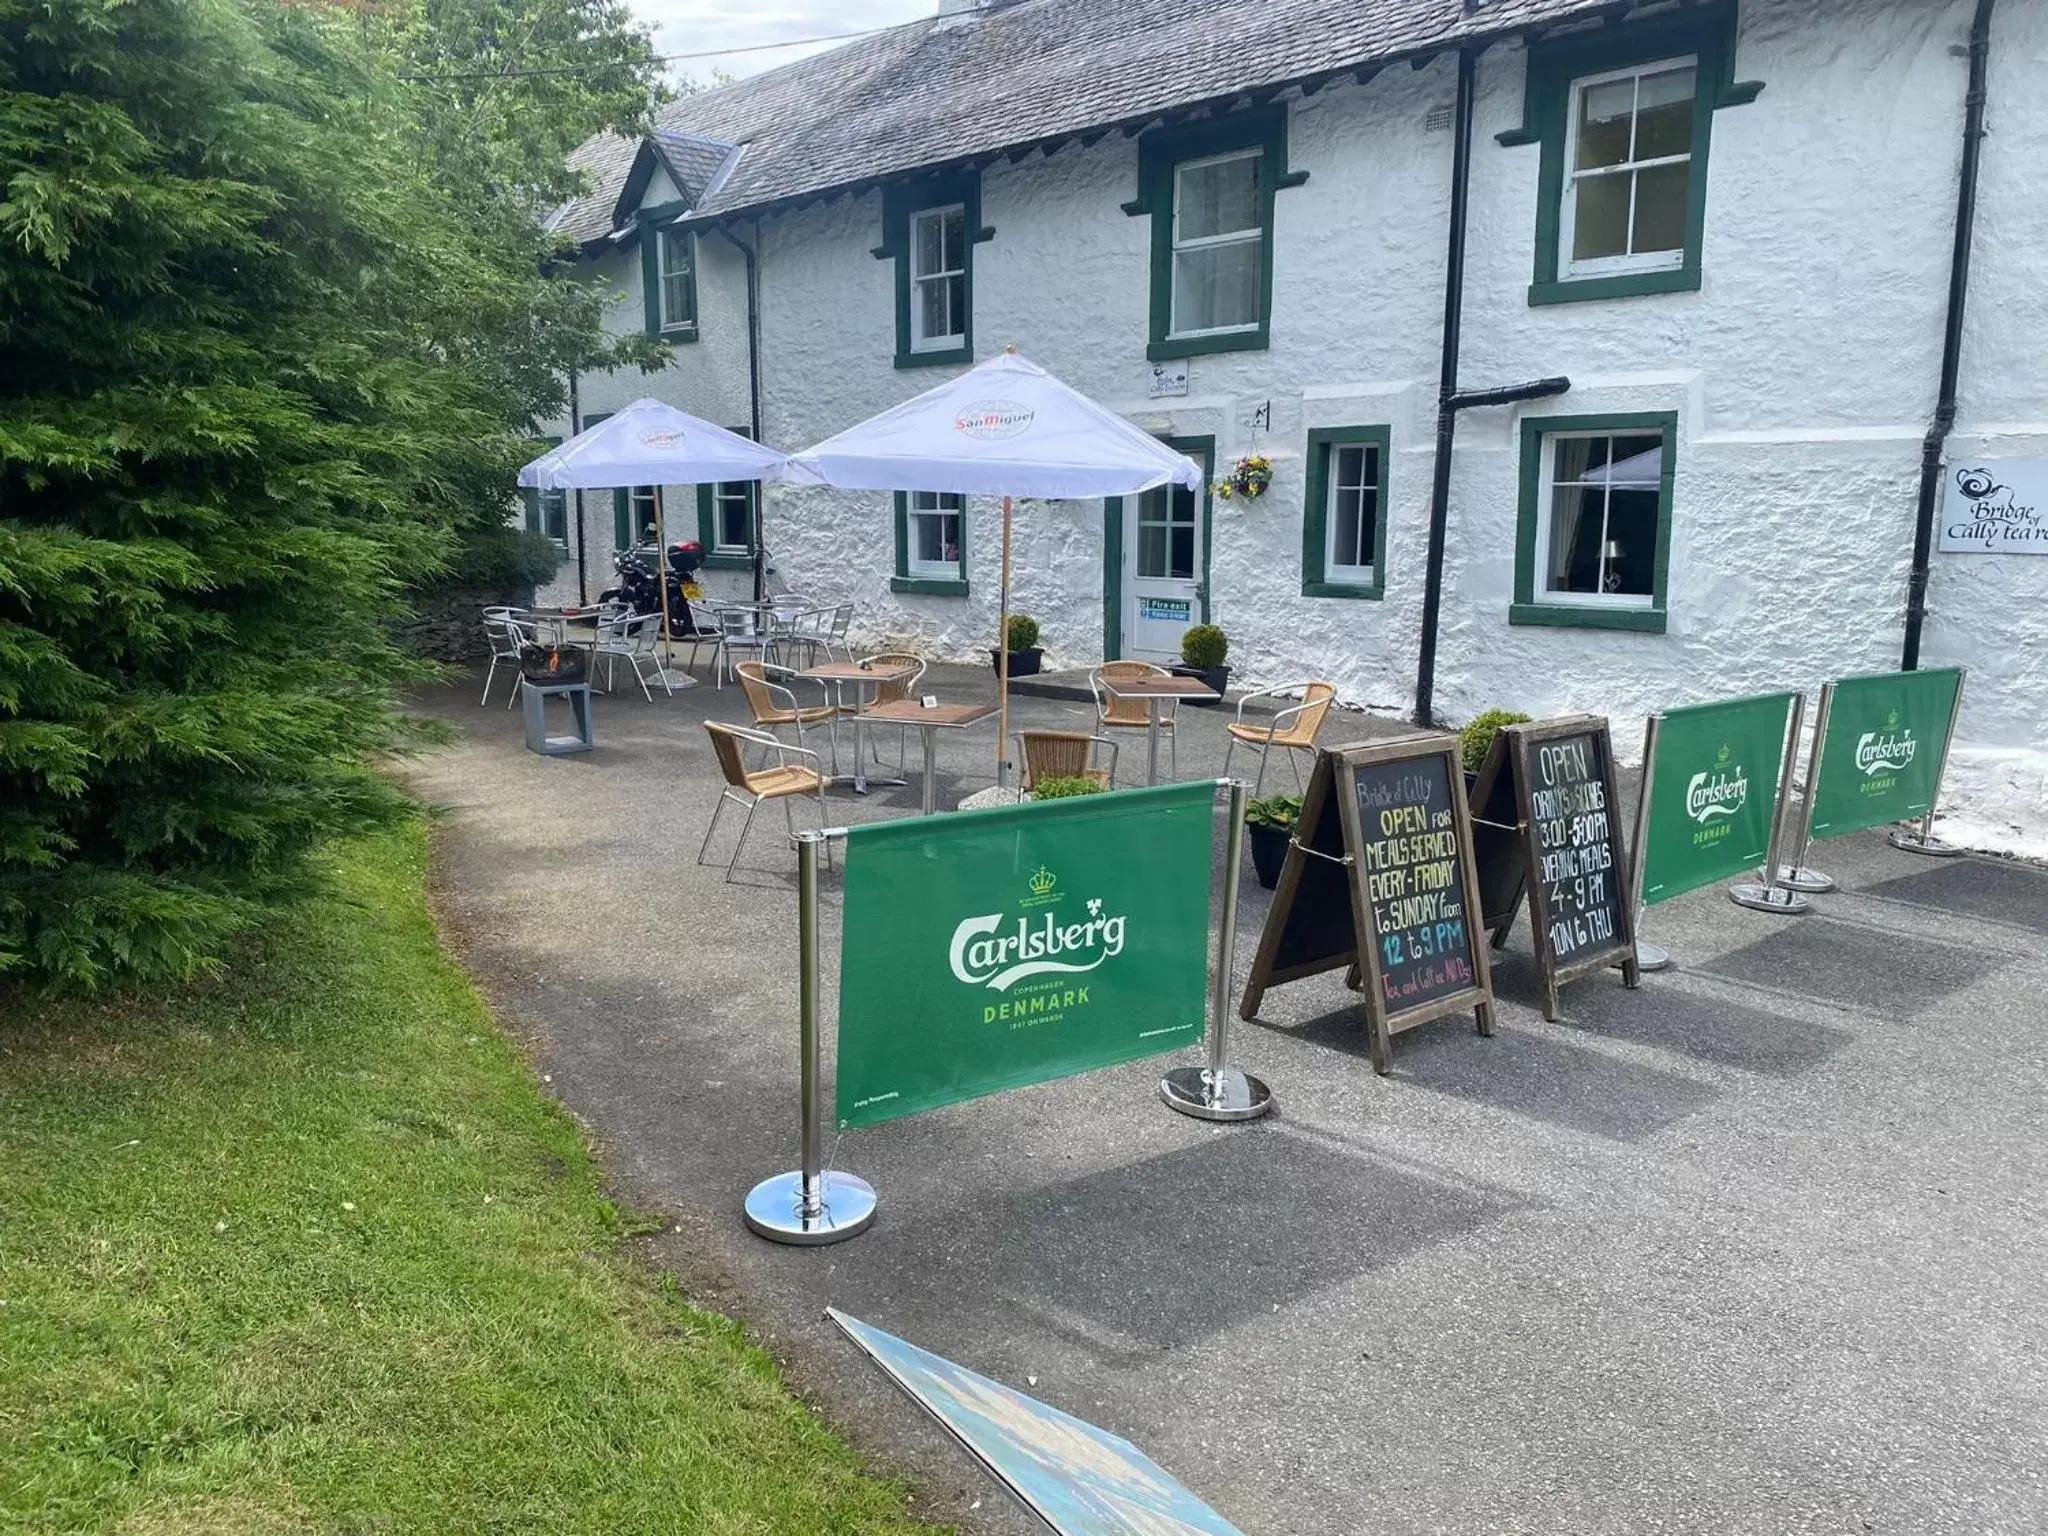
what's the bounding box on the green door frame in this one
[1102,434,1214,661]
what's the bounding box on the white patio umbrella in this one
[790,349,1202,785]
[519,399,797,686]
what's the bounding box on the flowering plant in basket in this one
[1214,453,1273,501]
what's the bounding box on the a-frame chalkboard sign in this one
[1467,716,1640,1020]
[1240,734,1496,1074]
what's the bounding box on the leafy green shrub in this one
[442,527,564,591]
[1180,624,1228,670]
[1246,793,1302,829]
[1005,613,1041,651]
[1459,709,1534,772]
[1030,776,1106,800]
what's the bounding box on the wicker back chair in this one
[735,661,839,751]
[1017,730,1120,792]
[1092,660,1167,729]
[1224,680,1339,794]
[698,722,830,882]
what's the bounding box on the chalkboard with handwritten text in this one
[1242,735,1496,1074]
[1507,718,1639,1018]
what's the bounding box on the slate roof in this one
[551,0,1632,248]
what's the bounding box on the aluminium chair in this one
[698,722,831,882]
[1223,681,1338,795]
[593,608,672,702]
[713,603,777,688]
[480,608,532,709]
[1017,730,1120,793]
[1090,660,1177,782]
[734,661,840,762]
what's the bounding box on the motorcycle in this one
[599,539,710,638]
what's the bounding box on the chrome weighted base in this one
[1160,1065,1273,1122]
[1728,882,1812,915]
[1632,941,1674,972]
[743,1170,877,1246]
[1889,828,1963,858]
[1775,864,1836,893]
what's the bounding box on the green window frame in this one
[1301,426,1390,600]
[520,436,569,548]
[694,427,757,570]
[1121,105,1306,361]
[1511,411,1677,634]
[613,482,659,552]
[873,170,993,370]
[891,490,969,596]
[1496,4,1761,307]
[638,207,699,342]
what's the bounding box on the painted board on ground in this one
[831,1309,1244,1535]
[1806,667,1964,840]
[1639,692,1799,906]
[1241,734,1495,1073]
[836,782,1212,1129]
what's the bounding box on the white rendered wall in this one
[541,0,2048,852]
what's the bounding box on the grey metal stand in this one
[1619,714,1673,972]
[1889,671,1968,857]
[1730,693,1813,915]
[522,680,594,756]
[744,832,877,1245]
[1161,781,1274,1122]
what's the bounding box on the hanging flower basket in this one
[1214,453,1273,501]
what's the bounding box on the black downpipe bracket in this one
[1413,48,1571,727]
[716,222,770,603]
[1902,0,1995,671]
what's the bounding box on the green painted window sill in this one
[1302,579,1383,601]
[657,324,699,344]
[1146,328,1268,362]
[895,345,972,370]
[701,552,752,570]
[890,576,969,597]
[1528,267,1700,307]
[1509,601,1668,634]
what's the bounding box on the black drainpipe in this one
[1414,44,1570,728]
[714,221,769,603]
[1902,0,1995,671]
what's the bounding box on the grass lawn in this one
[0,821,945,1535]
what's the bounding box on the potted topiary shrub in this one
[1173,623,1230,702]
[1029,775,1109,801]
[1458,709,1533,784]
[1245,792,1301,889]
[993,612,1044,677]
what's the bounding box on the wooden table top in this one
[799,661,918,683]
[1099,674,1218,699]
[862,699,996,728]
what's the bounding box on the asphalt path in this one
[403,664,2048,1536]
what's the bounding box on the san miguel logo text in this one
[952,398,1035,441]
[1854,708,1916,788]
[947,866,1124,1027]
[1684,744,1748,846]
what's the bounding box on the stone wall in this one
[396,583,535,665]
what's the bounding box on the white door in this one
[1124,476,1205,662]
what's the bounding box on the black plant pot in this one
[1248,820,1291,889]
[1171,663,1229,703]
[992,646,1044,677]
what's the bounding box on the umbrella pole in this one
[654,492,674,672]
[996,494,1013,790]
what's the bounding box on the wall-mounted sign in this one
[1147,359,1189,398]
[1938,460,2048,553]
[1138,597,1191,622]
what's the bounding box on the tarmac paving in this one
[402,662,2048,1536]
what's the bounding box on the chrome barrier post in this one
[1730,694,1813,915]
[744,830,877,1244]
[1620,713,1673,972]
[1776,683,1837,893]
[1890,670,1968,857]
[1162,780,1273,1122]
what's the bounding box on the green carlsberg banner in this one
[1640,692,1797,905]
[1806,668,1962,840]
[835,782,1214,1130]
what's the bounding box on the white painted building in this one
[531,0,2048,852]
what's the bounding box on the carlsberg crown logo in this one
[1684,744,1748,824]
[948,866,1127,993]
[1853,708,1917,776]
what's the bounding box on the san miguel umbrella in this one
[789,349,1202,785]
[519,398,797,682]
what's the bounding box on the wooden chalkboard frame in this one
[1501,716,1640,1020]
[1240,734,1496,1074]
[1466,733,1528,946]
